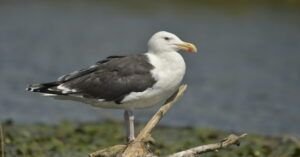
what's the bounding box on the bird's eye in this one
[164,37,170,41]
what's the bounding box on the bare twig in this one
[167,133,247,157]
[121,84,187,157]
[89,145,126,157]
[0,124,4,157]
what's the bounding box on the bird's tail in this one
[26,82,60,94]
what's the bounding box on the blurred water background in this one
[0,0,300,136]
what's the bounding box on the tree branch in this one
[167,133,247,157]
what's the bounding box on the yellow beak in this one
[176,42,197,53]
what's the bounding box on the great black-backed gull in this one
[26,31,197,141]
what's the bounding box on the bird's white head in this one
[147,31,197,53]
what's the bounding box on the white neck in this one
[145,50,186,91]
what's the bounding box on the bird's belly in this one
[120,88,176,109]
[53,86,176,109]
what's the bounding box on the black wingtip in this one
[26,84,42,92]
[26,86,36,92]
[26,87,36,92]
[26,82,61,94]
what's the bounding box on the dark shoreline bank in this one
[1,120,300,157]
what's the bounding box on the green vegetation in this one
[2,120,300,157]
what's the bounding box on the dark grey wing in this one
[57,56,125,82]
[27,56,127,96]
[60,54,156,103]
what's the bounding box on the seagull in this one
[26,31,197,141]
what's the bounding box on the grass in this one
[1,120,300,157]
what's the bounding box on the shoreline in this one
[1,120,300,157]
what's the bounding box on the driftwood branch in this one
[167,133,247,157]
[89,84,247,157]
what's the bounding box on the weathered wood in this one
[89,145,126,157]
[167,134,247,157]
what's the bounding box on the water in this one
[1,1,300,136]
